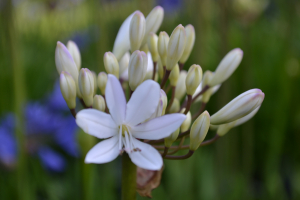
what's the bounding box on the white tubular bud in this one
[142,6,164,46]
[60,71,76,109]
[169,63,180,86]
[157,31,169,67]
[210,89,265,125]
[157,58,164,80]
[166,24,186,71]
[190,111,210,151]
[91,71,97,95]
[104,52,119,78]
[78,68,95,107]
[208,48,243,87]
[175,70,187,100]
[67,40,81,70]
[119,52,130,77]
[179,24,195,64]
[128,50,148,91]
[164,128,180,148]
[160,89,168,115]
[55,41,79,82]
[185,64,203,95]
[147,33,159,62]
[169,98,180,113]
[181,111,191,132]
[97,72,108,95]
[130,11,146,52]
[93,95,106,112]
[201,71,214,103]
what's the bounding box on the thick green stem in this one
[122,153,137,200]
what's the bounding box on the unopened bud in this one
[128,50,148,91]
[104,52,119,78]
[157,31,169,67]
[147,33,159,62]
[201,71,214,103]
[60,71,76,109]
[157,58,164,80]
[93,95,106,112]
[164,128,180,148]
[130,11,146,51]
[186,64,203,95]
[119,52,130,77]
[190,111,210,151]
[210,89,265,125]
[169,98,180,113]
[67,40,81,70]
[166,24,186,71]
[179,24,195,64]
[97,72,108,95]
[79,68,95,107]
[160,89,168,115]
[180,111,191,132]
[169,63,180,86]
[175,71,187,100]
[91,71,97,95]
[208,48,243,87]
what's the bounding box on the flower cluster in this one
[55,6,264,171]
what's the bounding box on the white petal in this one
[106,74,127,125]
[128,138,163,170]
[85,136,120,164]
[131,114,186,140]
[147,52,154,72]
[76,109,118,138]
[125,80,160,126]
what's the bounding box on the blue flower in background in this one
[0,82,79,172]
[157,0,183,14]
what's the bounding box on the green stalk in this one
[122,154,136,200]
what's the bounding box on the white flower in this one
[76,75,186,170]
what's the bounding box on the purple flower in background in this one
[157,0,183,14]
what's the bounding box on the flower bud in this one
[185,64,203,95]
[166,24,186,71]
[190,111,210,151]
[97,72,108,95]
[169,98,180,113]
[157,31,169,67]
[130,11,146,52]
[180,111,191,132]
[147,33,159,62]
[128,50,148,91]
[60,71,76,109]
[79,68,94,107]
[119,52,130,77]
[201,71,214,103]
[175,71,187,100]
[157,58,164,79]
[160,89,168,115]
[164,128,180,148]
[104,52,119,78]
[93,95,106,112]
[210,89,265,125]
[55,41,78,81]
[169,63,180,86]
[179,24,195,64]
[208,48,243,87]
[67,40,81,70]
[91,71,97,95]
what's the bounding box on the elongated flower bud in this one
[128,50,148,91]
[60,71,76,109]
[181,111,191,132]
[169,98,180,113]
[147,33,159,62]
[130,11,146,52]
[67,40,81,70]
[119,52,130,76]
[157,31,169,67]
[93,95,106,112]
[175,70,187,100]
[164,128,180,148]
[91,71,97,95]
[190,111,210,151]
[179,24,195,64]
[55,41,78,81]
[201,71,214,103]
[166,24,186,71]
[160,89,168,115]
[157,58,164,79]
[97,72,108,95]
[208,48,243,87]
[210,89,265,125]
[79,68,94,107]
[169,63,180,86]
[142,6,164,46]
[186,64,203,95]
[104,52,119,78]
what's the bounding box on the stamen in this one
[118,125,123,151]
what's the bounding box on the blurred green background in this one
[1,0,300,199]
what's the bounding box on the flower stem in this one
[122,153,137,200]
[160,69,171,89]
[152,61,157,80]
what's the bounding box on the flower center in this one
[118,124,140,153]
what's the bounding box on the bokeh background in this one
[1,0,300,199]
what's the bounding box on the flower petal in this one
[76,109,118,139]
[85,136,120,164]
[131,113,186,140]
[106,74,127,125]
[125,80,160,126]
[128,138,162,170]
